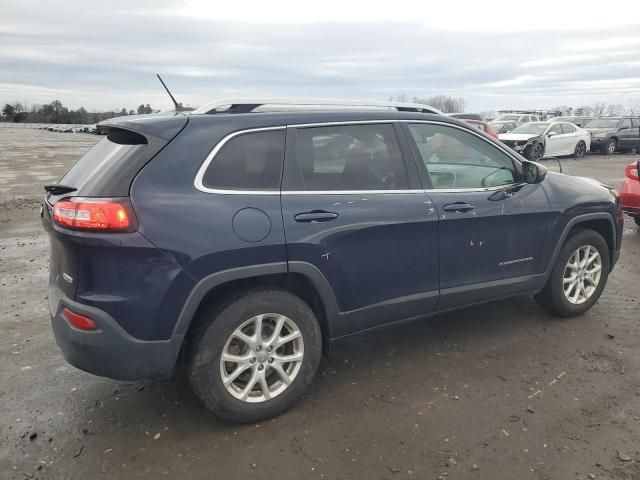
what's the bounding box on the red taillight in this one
[626,163,639,181]
[62,307,97,331]
[53,198,134,231]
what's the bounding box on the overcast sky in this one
[1,0,639,113]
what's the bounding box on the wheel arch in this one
[173,262,341,360]
[544,213,617,281]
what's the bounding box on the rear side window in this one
[59,128,165,197]
[561,123,576,134]
[285,124,409,191]
[202,130,284,191]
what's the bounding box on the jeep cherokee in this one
[42,99,623,422]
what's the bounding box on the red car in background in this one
[621,160,640,228]
[463,119,499,140]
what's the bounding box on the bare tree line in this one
[389,94,467,113]
[1,100,158,124]
[390,95,640,117]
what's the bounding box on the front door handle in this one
[442,202,475,213]
[294,211,339,223]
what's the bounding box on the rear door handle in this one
[294,211,339,223]
[442,202,475,213]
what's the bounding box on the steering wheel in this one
[480,167,511,187]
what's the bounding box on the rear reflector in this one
[62,307,97,331]
[53,198,135,232]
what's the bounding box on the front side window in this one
[408,123,517,189]
[285,124,409,191]
[621,119,632,129]
[547,124,563,135]
[202,130,285,190]
[585,118,621,128]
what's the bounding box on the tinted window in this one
[59,129,165,197]
[408,123,517,189]
[561,123,576,134]
[286,124,408,191]
[202,130,284,190]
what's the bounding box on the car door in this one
[544,123,564,156]
[281,122,439,337]
[618,118,633,149]
[403,121,555,309]
[632,119,640,149]
[560,122,578,154]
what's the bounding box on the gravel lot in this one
[1,127,640,480]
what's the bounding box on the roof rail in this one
[190,98,443,115]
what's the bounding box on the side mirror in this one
[522,160,548,184]
[504,129,512,133]
[547,131,558,137]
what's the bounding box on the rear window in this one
[201,130,285,191]
[59,128,165,197]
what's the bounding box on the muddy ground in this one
[1,127,639,480]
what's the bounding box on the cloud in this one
[1,0,639,112]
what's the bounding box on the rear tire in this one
[635,216,640,227]
[574,140,586,158]
[603,139,616,155]
[188,289,322,423]
[535,229,610,317]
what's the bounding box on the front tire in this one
[535,229,610,317]
[189,289,322,423]
[574,140,587,158]
[603,139,617,155]
[525,142,544,161]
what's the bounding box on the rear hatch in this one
[43,114,188,306]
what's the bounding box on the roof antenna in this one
[157,74,193,112]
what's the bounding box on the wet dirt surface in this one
[1,127,639,480]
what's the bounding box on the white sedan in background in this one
[498,122,590,161]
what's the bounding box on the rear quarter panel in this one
[129,117,287,336]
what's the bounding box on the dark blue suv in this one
[42,100,623,422]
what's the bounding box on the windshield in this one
[510,123,549,135]
[489,122,510,132]
[585,118,621,128]
[496,114,520,121]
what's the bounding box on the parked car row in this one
[457,113,640,160]
[38,124,99,134]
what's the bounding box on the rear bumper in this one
[621,178,640,216]
[50,291,182,381]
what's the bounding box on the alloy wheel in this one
[607,141,616,154]
[575,141,586,157]
[562,245,602,305]
[532,144,543,160]
[220,314,304,403]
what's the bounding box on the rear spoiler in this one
[98,113,188,140]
